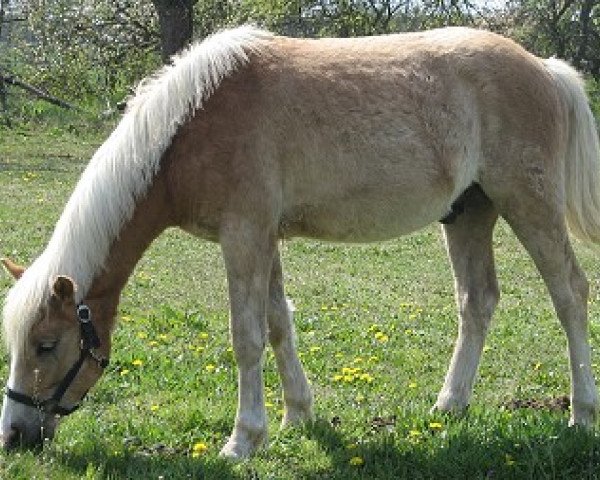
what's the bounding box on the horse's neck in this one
[85,172,173,320]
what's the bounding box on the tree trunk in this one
[573,0,595,70]
[0,0,10,126]
[151,0,197,64]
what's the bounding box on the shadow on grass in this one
[14,412,600,479]
[297,414,600,480]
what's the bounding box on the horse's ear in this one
[1,258,25,280]
[51,276,76,304]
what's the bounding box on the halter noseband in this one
[5,304,109,417]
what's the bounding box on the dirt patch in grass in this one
[502,395,570,412]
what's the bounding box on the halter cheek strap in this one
[4,304,109,417]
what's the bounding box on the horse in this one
[1,25,600,459]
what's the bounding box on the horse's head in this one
[0,259,109,450]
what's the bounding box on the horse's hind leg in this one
[503,199,598,426]
[434,187,500,412]
[267,250,314,426]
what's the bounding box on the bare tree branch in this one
[0,70,80,111]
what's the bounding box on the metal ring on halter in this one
[4,304,109,417]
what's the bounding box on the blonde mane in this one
[3,26,272,352]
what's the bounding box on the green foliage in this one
[25,0,160,98]
[587,77,600,121]
[2,0,599,129]
[1,0,161,122]
[503,0,599,75]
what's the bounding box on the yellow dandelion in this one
[205,364,216,373]
[132,359,143,367]
[199,332,209,340]
[369,356,379,363]
[359,373,374,383]
[335,352,344,359]
[150,404,159,412]
[408,382,417,389]
[121,315,132,322]
[157,334,168,341]
[353,357,364,364]
[374,332,389,343]
[349,456,364,466]
[148,340,159,347]
[137,332,148,339]
[192,442,208,458]
[333,375,344,382]
[343,375,355,383]
[429,422,443,430]
[346,443,358,449]
[355,393,365,402]
[265,402,275,408]
[120,369,130,376]
[505,454,516,466]
[409,430,422,438]
[310,346,321,353]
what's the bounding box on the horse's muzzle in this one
[0,419,56,451]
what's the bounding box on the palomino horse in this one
[1,25,600,459]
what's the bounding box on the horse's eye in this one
[37,341,57,355]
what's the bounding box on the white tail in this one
[545,58,600,244]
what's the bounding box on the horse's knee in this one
[232,324,267,365]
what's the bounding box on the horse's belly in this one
[279,192,449,242]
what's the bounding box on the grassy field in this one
[1,126,600,479]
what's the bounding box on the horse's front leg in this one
[219,219,276,459]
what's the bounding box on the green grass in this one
[1,125,600,479]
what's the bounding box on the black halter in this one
[4,304,109,417]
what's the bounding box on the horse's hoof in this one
[218,426,267,460]
[430,399,469,416]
